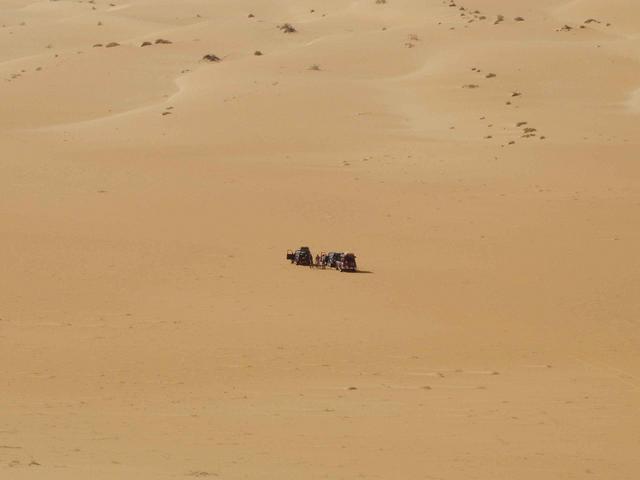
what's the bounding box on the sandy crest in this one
[1,0,639,479]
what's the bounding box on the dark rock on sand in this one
[278,23,297,33]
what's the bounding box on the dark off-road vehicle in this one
[286,246,313,266]
[336,253,357,272]
[323,252,344,268]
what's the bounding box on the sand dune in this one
[2,0,639,478]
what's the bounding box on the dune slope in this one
[1,1,639,478]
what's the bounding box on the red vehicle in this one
[336,253,357,272]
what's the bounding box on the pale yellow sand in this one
[1,1,639,478]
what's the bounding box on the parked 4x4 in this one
[336,253,357,272]
[286,247,313,266]
[323,252,344,268]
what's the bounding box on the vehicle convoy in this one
[287,247,358,271]
[286,246,313,266]
[336,253,357,272]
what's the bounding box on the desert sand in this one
[1,0,639,478]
